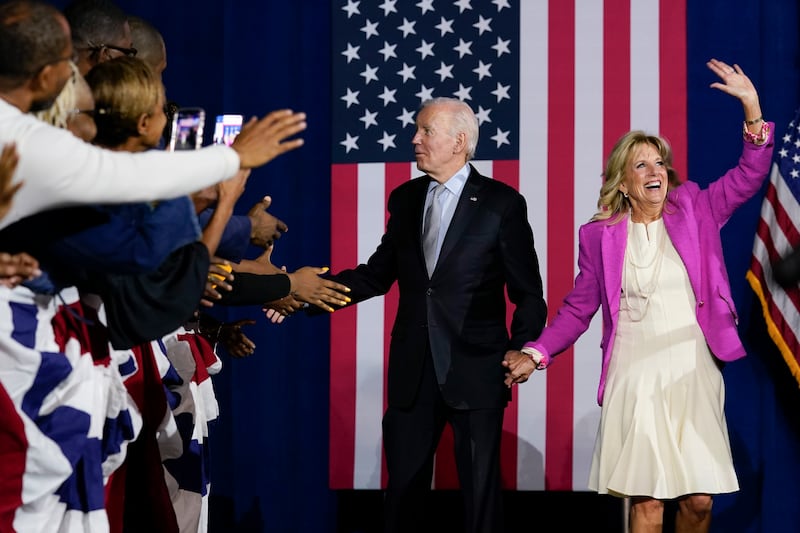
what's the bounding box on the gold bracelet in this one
[744,115,763,125]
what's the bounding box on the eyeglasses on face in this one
[86,41,138,58]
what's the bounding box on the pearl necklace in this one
[623,218,667,321]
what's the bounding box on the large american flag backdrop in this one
[747,108,800,387]
[329,0,686,491]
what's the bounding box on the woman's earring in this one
[622,192,629,198]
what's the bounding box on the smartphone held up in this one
[213,114,244,146]
[168,107,205,151]
[166,108,244,151]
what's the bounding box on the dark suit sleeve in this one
[304,234,398,317]
[499,192,548,349]
[323,188,405,305]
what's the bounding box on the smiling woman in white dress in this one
[502,58,774,533]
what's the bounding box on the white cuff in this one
[521,346,544,368]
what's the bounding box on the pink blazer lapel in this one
[663,206,701,294]
[600,218,627,317]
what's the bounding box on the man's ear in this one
[137,113,150,136]
[28,63,61,100]
[454,131,467,154]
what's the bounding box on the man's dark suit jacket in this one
[331,165,547,410]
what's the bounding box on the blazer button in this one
[426,288,433,296]
[698,300,704,306]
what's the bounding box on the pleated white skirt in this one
[588,220,739,499]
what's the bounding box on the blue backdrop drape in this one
[47,0,800,531]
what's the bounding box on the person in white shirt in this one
[0,0,307,231]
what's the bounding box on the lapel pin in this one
[470,196,477,202]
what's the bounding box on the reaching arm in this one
[0,107,306,230]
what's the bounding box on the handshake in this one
[502,346,545,388]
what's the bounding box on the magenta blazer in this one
[524,126,775,405]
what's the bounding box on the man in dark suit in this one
[328,97,547,532]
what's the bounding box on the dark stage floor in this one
[335,490,629,533]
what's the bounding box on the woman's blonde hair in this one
[591,130,681,222]
[85,56,164,148]
[33,60,80,129]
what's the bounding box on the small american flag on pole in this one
[329,0,687,491]
[747,108,800,385]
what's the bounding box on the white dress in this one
[588,218,739,499]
